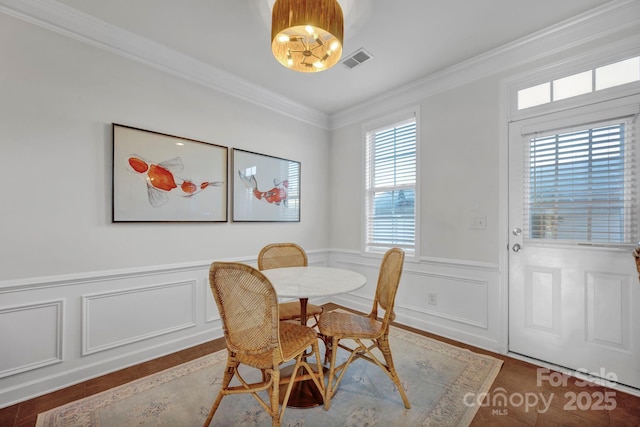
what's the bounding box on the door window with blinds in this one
[523,114,638,245]
[364,115,418,255]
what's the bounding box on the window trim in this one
[362,106,421,259]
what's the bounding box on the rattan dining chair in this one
[203,262,325,427]
[258,243,323,325]
[318,247,410,410]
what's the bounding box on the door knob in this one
[512,243,522,252]
[512,228,522,236]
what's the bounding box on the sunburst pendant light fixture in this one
[271,0,344,72]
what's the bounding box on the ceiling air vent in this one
[342,48,373,69]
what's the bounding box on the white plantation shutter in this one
[523,115,638,245]
[365,117,417,255]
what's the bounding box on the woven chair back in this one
[373,247,405,324]
[209,262,279,355]
[258,243,308,270]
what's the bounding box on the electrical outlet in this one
[428,293,437,305]
[470,215,486,229]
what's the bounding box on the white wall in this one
[0,13,331,280]
[328,75,505,358]
[0,12,331,407]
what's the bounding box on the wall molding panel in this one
[0,262,218,408]
[82,281,197,356]
[399,270,489,329]
[0,300,63,379]
[0,250,499,408]
[328,250,500,352]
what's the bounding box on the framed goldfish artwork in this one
[112,124,228,222]
[232,149,300,222]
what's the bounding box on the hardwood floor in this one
[1,303,639,426]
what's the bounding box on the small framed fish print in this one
[112,124,228,222]
[231,149,300,222]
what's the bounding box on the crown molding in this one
[2,0,638,131]
[330,0,640,130]
[0,0,330,129]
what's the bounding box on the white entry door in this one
[508,98,640,390]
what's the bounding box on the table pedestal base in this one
[279,365,324,408]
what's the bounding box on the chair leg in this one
[278,352,308,425]
[324,336,339,410]
[378,335,411,409]
[203,356,237,427]
[203,390,223,427]
[269,368,281,427]
[321,333,331,366]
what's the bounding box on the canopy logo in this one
[463,367,618,415]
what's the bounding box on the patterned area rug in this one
[36,325,502,426]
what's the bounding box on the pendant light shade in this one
[271,0,344,72]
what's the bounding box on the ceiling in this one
[50,0,613,115]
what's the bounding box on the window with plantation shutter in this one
[523,115,638,245]
[365,115,418,255]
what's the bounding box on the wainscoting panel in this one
[82,281,197,355]
[0,300,63,379]
[0,250,499,408]
[399,271,489,328]
[328,251,501,352]
[0,261,227,409]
